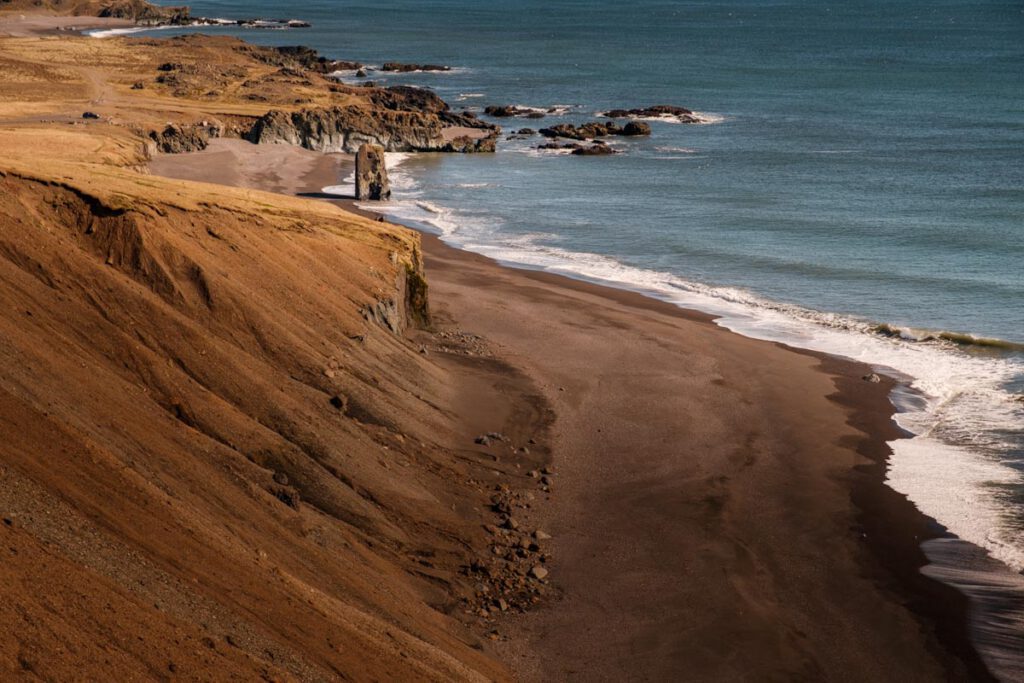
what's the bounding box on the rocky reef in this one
[602,105,704,124]
[380,62,451,73]
[539,121,650,141]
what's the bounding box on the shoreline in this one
[146,140,996,679]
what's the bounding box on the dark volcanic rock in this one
[621,121,652,136]
[539,122,624,140]
[571,143,616,156]
[603,105,703,123]
[246,101,498,153]
[381,62,451,73]
[484,105,547,119]
[251,45,362,73]
[149,122,223,153]
[356,144,391,200]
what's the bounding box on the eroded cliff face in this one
[0,165,510,681]
[246,103,497,153]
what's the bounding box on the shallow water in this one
[126,0,1024,674]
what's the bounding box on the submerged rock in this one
[355,143,391,200]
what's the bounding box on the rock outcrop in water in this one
[538,121,650,141]
[602,105,704,123]
[355,143,390,200]
[380,62,451,73]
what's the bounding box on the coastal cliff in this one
[0,23,528,682]
[246,102,496,153]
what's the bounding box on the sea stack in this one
[355,143,391,200]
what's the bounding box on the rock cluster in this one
[355,143,391,200]
[484,105,546,119]
[537,141,617,156]
[603,104,704,123]
[244,85,498,154]
[460,430,557,624]
[245,104,497,153]
[539,120,650,140]
[463,514,552,621]
[252,45,362,73]
[148,121,223,153]
[381,62,451,73]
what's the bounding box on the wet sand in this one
[149,143,992,681]
[0,15,133,37]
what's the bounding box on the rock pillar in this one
[355,143,391,200]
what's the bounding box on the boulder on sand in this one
[355,143,391,200]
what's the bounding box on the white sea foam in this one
[320,184,351,196]
[88,25,173,38]
[691,111,725,124]
[502,104,575,116]
[595,110,724,125]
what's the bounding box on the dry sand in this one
[148,138,354,198]
[147,142,992,681]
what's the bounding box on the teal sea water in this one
[115,0,1024,672]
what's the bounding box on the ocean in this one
[112,0,1024,673]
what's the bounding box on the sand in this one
[148,138,354,198]
[0,14,133,37]
[145,142,993,681]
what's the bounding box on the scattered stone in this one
[329,395,347,411]
[528,470,540,479]
[862,373,882,383]
[529,565,549,580]
[82,111,100,120]
[355,68,368,78]
[475,435,491,446]
[533,530,551,541]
